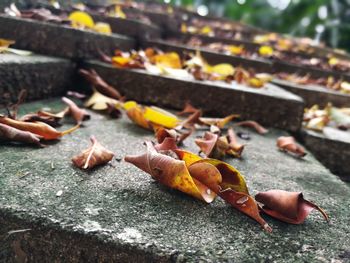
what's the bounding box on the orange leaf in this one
[62,97,90,125]
[235,121,268,134]
[255,190,329,224]
[125,139,217,203]
[220,189,272,232]
[126,141,270,231]
[177,102,200,116]
[155,127,193,145]
[0,123,43,146]
[0,115,79,140]
[72,136,114,169]
[199,114,239,128]
[277,136,306,157]
[79,69,122,100]
[195,129,244,159]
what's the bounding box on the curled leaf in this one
[235,121,268,134]
[255,190,329,224]
[277,136,306,157]
[177,102,200,116]
[126,142,270,231]
[125,139,217,203]
[72,136,114,169]
[155,127,193,145]
[0,123,43,146]
[0,38,15,53]
[151,52,182,69]
[79,69,122,100]
[85,90,120,111]
[196,128,244,158]
[124,101,180,130]
[220,189,272,233]
[62,97,90,124]
[69,11,95,28]
[199,114,239,128]
[0,115,79,140]
[195,132,218,157]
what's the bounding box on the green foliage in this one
[166,0,350,52]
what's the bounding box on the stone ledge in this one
[142,39,273,73]
[272,79,350,108]
[0,15,135,60]
[0,53,75,102]
[83,60,304,132]
[1,99,349,262]
[301,129,350,181]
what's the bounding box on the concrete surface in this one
[0,53,75,102]
[1,98,349,262]
[84,60,305,132]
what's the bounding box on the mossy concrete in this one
[1,99,349,262]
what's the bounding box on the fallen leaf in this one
[151,52,182,69]
[124,101,180,130]
[177,102,200,116]
[0,38,15,53]
[69,11,95,29]
[155,127,193,145]
[79,69,123,100]
[235,121,268,134]
[62,97,90,124]
[85,90,120,111]
[72,136,114,169]
[199,114,239,128]
[93,22,112,35]
[0,123,43,146]
[0,115,79,140]
[126,141,271,231]
[276,136,306,157]
[259,46,274,57]
[255,190,329,224]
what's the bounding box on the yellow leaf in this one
[248,78,264,88]
[195,159,249,194]
[227,45,244,55]
[200,26,212,35]
[208,63,235,77]
[112,56,131,67]
[68,11,95,29]
[124,101,180,130]
[153,52,182,69]
[259,46,274,57]
[93,22,112,35]
[181,23,187,33]
[144,106,179,128]
[85,90,120,110]
[0,38,15,53]
[175,149,203,166]
[123,101,138,110]
[329,57,339,66]
[340,81,350,94]
[114,5,126,19]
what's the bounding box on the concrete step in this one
[143,39,273,73]
[272,78,350,108]
[0,15,135,60]
[83,60,304,132]
[0,53,75,102]
[301,129,350,181]
[1,98,349,262]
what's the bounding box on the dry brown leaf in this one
[72,136,114,169]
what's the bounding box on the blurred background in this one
[1,0,349,52]
[161,0,350,52]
